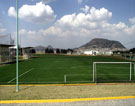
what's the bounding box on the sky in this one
[0,0,135,49]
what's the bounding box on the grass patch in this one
[0,54,134,84]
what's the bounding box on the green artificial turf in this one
[0,54,134,84]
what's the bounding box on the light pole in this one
[16,0,19,92]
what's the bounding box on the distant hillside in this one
[79,38,126,49]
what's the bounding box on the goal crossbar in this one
[94,62,132,64]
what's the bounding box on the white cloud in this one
[56,7,112,29]
[8,2,56,24]
[0,23,6,33]
[124,24,135,35]
[78,0,83,4]
[78,0,87,4]
[80,5,89,13]
[129,17,135,24]
[8,7,16,17]
[15,6,135,48]
[89,7,112,21]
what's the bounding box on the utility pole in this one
[16,0,19,92]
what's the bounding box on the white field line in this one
[34,67,64,69]
[8,68,34,83]
[70,66,86,69]
[34,66,88,70]
[97,66,129,69]
[98,74,130,75]
[11,81,64,84]
[66,74,93,76]
[34,68,48,69]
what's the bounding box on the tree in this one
[30,49,36,53]
[45,48,54,53]
[67,48,74,54]
[56,48,60,53]
[45,48,49,53]
[129,48,135,54]
[61,49,67,54]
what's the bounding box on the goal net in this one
[64,74,93,83]
[93,62,133,83]
[0,34,14,45]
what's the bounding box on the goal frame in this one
[93,62,132,82]
[64,74,93,83]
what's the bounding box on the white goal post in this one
[93,62,132,82]
[133,62,135,80]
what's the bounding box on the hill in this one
[79,38,126,50]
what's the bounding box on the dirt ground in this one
[0,83,135,100]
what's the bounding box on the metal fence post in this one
[64,75,66,84]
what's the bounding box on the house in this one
[9,45,22,56]
[74,47,115,56]
[67,49,73,55]
[0,44,14,63]
[83,51,93,55]
[83,50,99,55]
[73,49,84,55]
[67,51,72,55]
[98,50,113,55]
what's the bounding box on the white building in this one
[83,50,99,55]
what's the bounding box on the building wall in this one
[84,51,93,55]
[83,50,99,55]
[0,46,10,62]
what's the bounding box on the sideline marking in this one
[7,68,34,83]
[0,96,135,104]
[70,66,85,68]
[0,83,97,87]
[0,83,135,87]
[34,66,87,69]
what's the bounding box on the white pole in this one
[130,62,132,81]
[16,0,19,92]
[134,63,135,81]
[64,75,66,83]
[95,63,96,82]
[93,62,95,82]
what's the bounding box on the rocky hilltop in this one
[79,38,126,50]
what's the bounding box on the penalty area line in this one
[7,68,34,83]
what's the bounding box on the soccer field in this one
[0,54,134,84]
